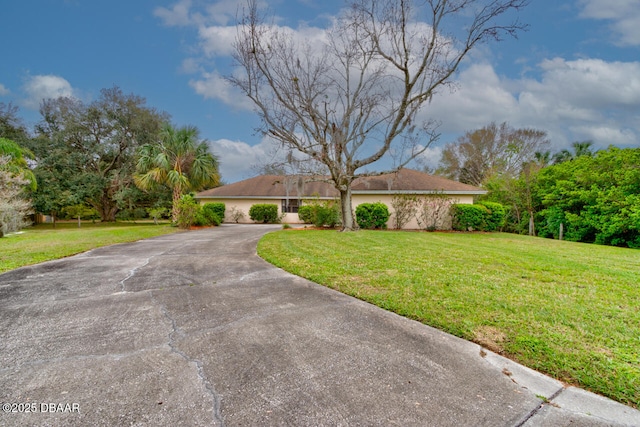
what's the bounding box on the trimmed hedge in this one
[298,201,341,227]
[478,201,506,231]
[249,204,279,223]
[202,202,225,225]
[355,202,390,229]
[452,202,506,231]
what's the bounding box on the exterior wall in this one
[351,194,475,230]
[199,193,476,229]
[198,197,305,224]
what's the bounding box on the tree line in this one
[437,122,640,248]
[0,87,220,235]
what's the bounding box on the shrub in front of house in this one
[298,205,313,223]
[356,202,390,229]
[298,200,341,228]
[176,195,200,229]
[202,202,225,225]
[249,204,280,223]
[451,204,490,231]
[478,201,506,231]
[202,202,226,222]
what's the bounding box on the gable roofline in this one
[195,168,487,199]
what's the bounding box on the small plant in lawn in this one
[147,207,169,225]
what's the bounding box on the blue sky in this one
[1,0,639,183]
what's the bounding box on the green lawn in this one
[258,230,640,408]
[0,221,181,273]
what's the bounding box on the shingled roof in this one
[195,168,485,199]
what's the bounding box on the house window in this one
[282,199,300,213]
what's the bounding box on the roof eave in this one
[351,190,487,195]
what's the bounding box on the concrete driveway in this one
[1,224,638,426]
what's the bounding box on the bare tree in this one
[415,194,454,230]
[230,0,528,230]
[390,194,418,229]
[438,122,549,186]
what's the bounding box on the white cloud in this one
[579,0,640,46]
[210,137,276,182]
[189,70,254,111]
[415,145,443,172]
[0,83,9,96]
[426,63,519,133]
[425,57,640,151]
[22,75,75,109]
[166,1,640,163]
[203,0,245,26]
[198,25,238,57]
[154,0,193,27]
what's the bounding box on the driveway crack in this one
[514,387,564,427]
[151,291,225,427]
[117,257,152,292]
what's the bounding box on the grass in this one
[257,230,640,408]
[0,221,181,273]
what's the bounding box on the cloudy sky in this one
[1,0,639,182]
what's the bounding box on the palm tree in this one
[571,141,594,158]
[552,141,594,164]
[135,124,220,222]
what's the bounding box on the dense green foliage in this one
[451,204,488,231]
[451,202,506,232]
[258,230,640,408]
[535,147,640,247]
[202,202,225,224]
[249,204,279,223]
[1,94,222,231]
[298,199,341,227]
[175,195,222,228]
[31,87,169,222]
[355,202,390,229]
[135,124,220,222]
[478,201,507,231]
[483,146,640,248]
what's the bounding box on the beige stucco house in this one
[195,168,486,229]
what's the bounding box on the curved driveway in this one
[1,224,638,426]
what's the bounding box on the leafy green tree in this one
[535,146,640,248]
[552,141,595,164]
[135,124,220,222]
[0,102,30,144]
[34,87,168,221]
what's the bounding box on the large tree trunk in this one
[339,186,356,231]
[171,186,182,224]
[97,193,118,222]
